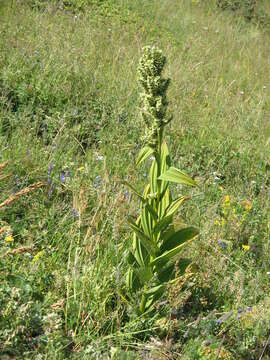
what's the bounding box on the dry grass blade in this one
[0,181,46,210]
[0,173,12,182]
[0,226,9,236]
[3,246,34,257]
[0,161,10,171]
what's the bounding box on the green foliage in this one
[125,47,198,315]
[27,0,110,11]
[216,0,270,25]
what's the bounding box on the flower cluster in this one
[137,46,171,150]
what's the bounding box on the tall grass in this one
[0,0,270,358]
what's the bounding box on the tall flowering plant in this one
[125,46,198,314]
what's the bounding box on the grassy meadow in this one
[0,0,270,358]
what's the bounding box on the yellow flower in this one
[5,234,14,243]
[78,166,84,172]
[221,218,226,227]
[242,245,250,251]
[32,250,45,263]
[224,195,230,204]
[215,219,220,226]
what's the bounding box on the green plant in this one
[124,46,199,315]
[216,0,257,20]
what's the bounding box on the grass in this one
[0,0,270,358]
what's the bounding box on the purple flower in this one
[48,184,54,198]
[247,306,251,312]
[237,308,243,319]
[216,319,221,325]
[72,209,79,218]
[218,240,227,249]
[60,172,65,183]
[48,162,53,176]
[94,175,102,188]
[124,190,129,200]
[47,177,52,185]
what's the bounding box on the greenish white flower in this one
[138,46,171,149]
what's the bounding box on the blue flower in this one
[124,190,129,199]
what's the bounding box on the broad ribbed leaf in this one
[127,251,139,267]
[150,237,196,267]
[160,227,199,252]
[142,184,158,221]
[128,217,158,256]
[158,185,170,218]
[165,195,189,218]
[150,159,158,194]
[134,267,153,283]
[144,284,166,312]
[157,263,175,283]
[144,284,166,296]
[177,258,192,275]
[136,146,154,166]
[160,140,171,173]
[141,204,152,238]
[160,140,170,192]
[153,214,173,237]
[126,268,142,292]
[132,216,149,267]
[159,167,197,187]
